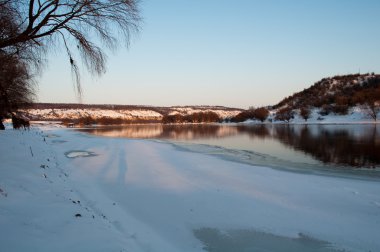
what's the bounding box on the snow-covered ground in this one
[288,106,380,124]
[1,125,380,252]
[21,107,242,122]
[244,106,380,124]
[19,105,379,125]
[168,107,241,119]
[21,108,164,121]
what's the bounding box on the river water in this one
[78,124,380,177]
[76,124,380,251]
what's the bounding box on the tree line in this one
[162,112,221,124]
[230,107,269,123]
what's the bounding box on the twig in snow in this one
[29,146,34,157]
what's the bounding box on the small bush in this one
[331,104,349,115]
[275,107,294,122]
[252,107,269,122]
[300,107,311,121]
[78,116,96,125]
[319,104,332,116]
[231,110,255,123]
[162,112,221,124]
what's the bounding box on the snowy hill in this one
[274,73,380,114]
[20,104,242,124]
[230,74,380,124]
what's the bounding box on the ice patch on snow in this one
[194,228,346,252]
[43,134,60,138]
[51,140,67,144]
[65,150,97,158]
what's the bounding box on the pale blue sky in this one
[37,0,380,109]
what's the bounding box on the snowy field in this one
[0,125,380,252]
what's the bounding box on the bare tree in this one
[0,51,35,129]
[360,89,380,121]
[275,107,294,122]
[0,0,140,95]
[364,102,380,121]
[0,1,39,129]
[300,107,311,121]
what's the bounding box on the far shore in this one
[25,120,380,128]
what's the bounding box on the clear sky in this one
[37,0,380,109]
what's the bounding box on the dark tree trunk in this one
[0,119,5,130]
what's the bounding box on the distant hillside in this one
[17,74,380,125]
[273,73,380,115]
[228,73,380,123]
[20,103,242,125]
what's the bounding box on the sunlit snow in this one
[0,125,379,252]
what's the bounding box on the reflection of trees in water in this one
[82,124,239,140]
[82,125,163,138]
[81,124,380,167]
[236,125,271,139]
[160,125,238,140]
[236,124,380,167]
[273,125,380,167]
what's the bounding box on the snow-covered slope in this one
[265,106,379,124]
[275,73,380,110]
[168,107,241,119]
[268,73,380,121]
[21,105,242,122]
[21,108,163,121]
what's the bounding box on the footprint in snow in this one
[0,187,7,197]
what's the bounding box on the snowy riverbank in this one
[243,106,380,125]
[1,126,380,252]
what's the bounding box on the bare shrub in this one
[252,107,269,122]
[275,107,294,122]
[300,107,311,121]
[162,112,220,124]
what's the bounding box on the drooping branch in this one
[0,0,140,50]
[0,0,140,98]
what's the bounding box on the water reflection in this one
[193,228,346,252]
[78,124,380,168]
[79,124,238,140]
[272,125,380,168]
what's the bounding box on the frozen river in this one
[79,124,380,174]
[73,124,380,251]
